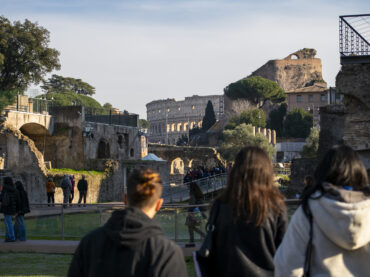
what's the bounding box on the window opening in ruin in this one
[124,134,129,148]
[321,94,326,102]
[158,109,161,113]
[167,124,170,132]
[291,54,299,59]
[167,108,170,113]
[308,94,313,103]
[130,148,134,157]
[177,123,182,132]
[297,95,302,102]
[97,139,110,159]
[178,107,181,111]
[171,123,175,132]
[118,135,123,148]
[192,105,195,110]
[183,123,188,131]
[171,157,184,174]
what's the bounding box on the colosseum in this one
[146,95,224,144]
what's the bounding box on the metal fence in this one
[84,107,139,127]
[0,201,300,242]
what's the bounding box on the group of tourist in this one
[0,177,30,242]
[183,166,227,183]
[66,144,369,276]
[46,175,88,208]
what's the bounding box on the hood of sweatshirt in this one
[103,207,163,249]
[310,183,370,251]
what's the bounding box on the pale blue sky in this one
[1,0,369,118]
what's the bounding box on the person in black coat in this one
[0,177,20,242]
[77,175,88,207]
[204,147,288,277]
[14,181,30,241]
[68,169,187,277]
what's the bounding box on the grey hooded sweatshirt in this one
[274,184,370,277]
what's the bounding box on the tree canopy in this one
[219,123,276,161]
[283,108,313,138]
[226,108,266,129]
[103,103,113,109]
[0,90,18,113]
[224,76,286,105]
[0,17,60,91]
[301,127,320,158]
[40,91,102,109]
[202,100,216,131]
[139,119,150,128]
[266,103,287,137]
[41,74,95,96]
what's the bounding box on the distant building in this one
[146,95,224,145]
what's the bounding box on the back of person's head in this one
[314,145,368,190]
[221,146,285,226]
[15,181,24,191]
[127,169,162,209]
[189,182,203,200]
[3,176,13,188]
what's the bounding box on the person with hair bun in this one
[68,169,187,277]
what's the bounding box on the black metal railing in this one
[84,107,139,127]
[339,14,370,57]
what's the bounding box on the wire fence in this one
[0,201,300,243]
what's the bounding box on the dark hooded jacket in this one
[0,182,20,215]
[68,207,187,277]
[16,183,30,215]
[210,200,288,277]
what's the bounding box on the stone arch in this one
[97,139,110,159]
[20,123,49,136]
[188,158,202,169]
[290,54,299,59]
[183,122,189,131]
[167,124,170,132]
[177,122,182,132]
[171,123,175,132]
[19,123,51,158]
[171,157,184,174]
[198,121,202,128]
[190,121,196,129]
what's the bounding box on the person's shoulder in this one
[78,226,106,248]
[151,234,183,255]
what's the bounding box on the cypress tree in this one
[202,100,216,131]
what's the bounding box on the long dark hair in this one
[302,145,369,205]
[220,146,285,226]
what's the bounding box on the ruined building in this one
[146,95,224,145]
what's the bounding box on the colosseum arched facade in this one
[146,95,224,145]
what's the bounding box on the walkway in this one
[0,240,199,257]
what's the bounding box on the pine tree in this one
[202,100,216,131]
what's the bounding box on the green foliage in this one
[267,103,287,137]
[139,119,150,128]
[0,90,18,112]
[226,109,266,129]
[224,76,286,104]
[219,123,276,161]
[40,91,102,109]
[202,100,216,131]
[301,127,320,158]
[283,108,313,138]
[103,102,113,109]
[41,74,95,95]
[48,168,103,176]
[0,16,60,91]
[176,134,189,146]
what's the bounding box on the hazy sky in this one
[1,0,369,118]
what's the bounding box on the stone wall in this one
[251,48,324,91]
[0,123,47,203]
[290,158,317,197]
[146,95,224,145]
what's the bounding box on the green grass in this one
[48,168,103,176]
[0,253,195,277]
[0,253,73,277]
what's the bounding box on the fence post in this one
[61,205,65,240]
[174,208,178,242]
[99,207,103,226]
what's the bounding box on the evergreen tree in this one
[202,100,216,131]
[283,108,313,138]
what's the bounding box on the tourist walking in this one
[69,175,75,206]
[77,175,88,207]
[61,175,71,208]
[68,169,187,277]
[274,145,370,277]
[185,182,206,246]
[199,146,287,276]
[46,178,56,206]
[0,177,20,242]
[14,181,30,241]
